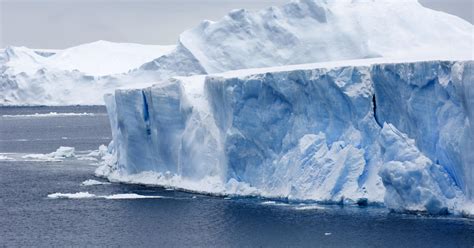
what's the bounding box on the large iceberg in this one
[94,0,474,215]
[1,0,472,105]
[100,59,473,214]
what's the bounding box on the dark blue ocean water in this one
[0,106,473,247]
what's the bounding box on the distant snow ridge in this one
[0,41,176,105]
[1,0,473,105]
[100,60,473,215]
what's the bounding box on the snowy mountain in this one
[1,0,472,105]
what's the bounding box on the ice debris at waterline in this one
[22,146,75,161]
[1,0,472,105]
[80,179,111,186]
[97,60,474,215]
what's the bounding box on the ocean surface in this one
[0,106,473,247]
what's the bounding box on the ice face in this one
[103,60,473,213]
[373,62,474,199]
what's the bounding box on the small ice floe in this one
[48,192,165,200]
[260,201,290,206]
[81,179,111,186]
[22,146,75,161]
[192,196,197,199]
[1,112,102,118]
[103,194,165,200]
[293,204,326,211]
[0,155,14,161]
[47,192,96,199]
[325,233,332,236]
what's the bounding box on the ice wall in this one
[104,60,472,214]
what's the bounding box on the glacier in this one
[100,59,473,215]
[1,0,473,105]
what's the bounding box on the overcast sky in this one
[0,0,472,49]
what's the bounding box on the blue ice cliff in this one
[99,60,473,215]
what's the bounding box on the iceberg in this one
[100,59,473,214]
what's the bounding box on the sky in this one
[0,0,472,49]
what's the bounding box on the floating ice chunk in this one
[48,192,96,199]
[49,146,75,158]
[293,205,326,210]
[22,146,75,161]
[0,155,14,161]
[1,112,104,118]
[103,194,164,200]
[47,192,164,200]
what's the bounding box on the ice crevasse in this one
[99,59,474,215]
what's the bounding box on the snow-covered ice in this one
[1,0,472,105]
